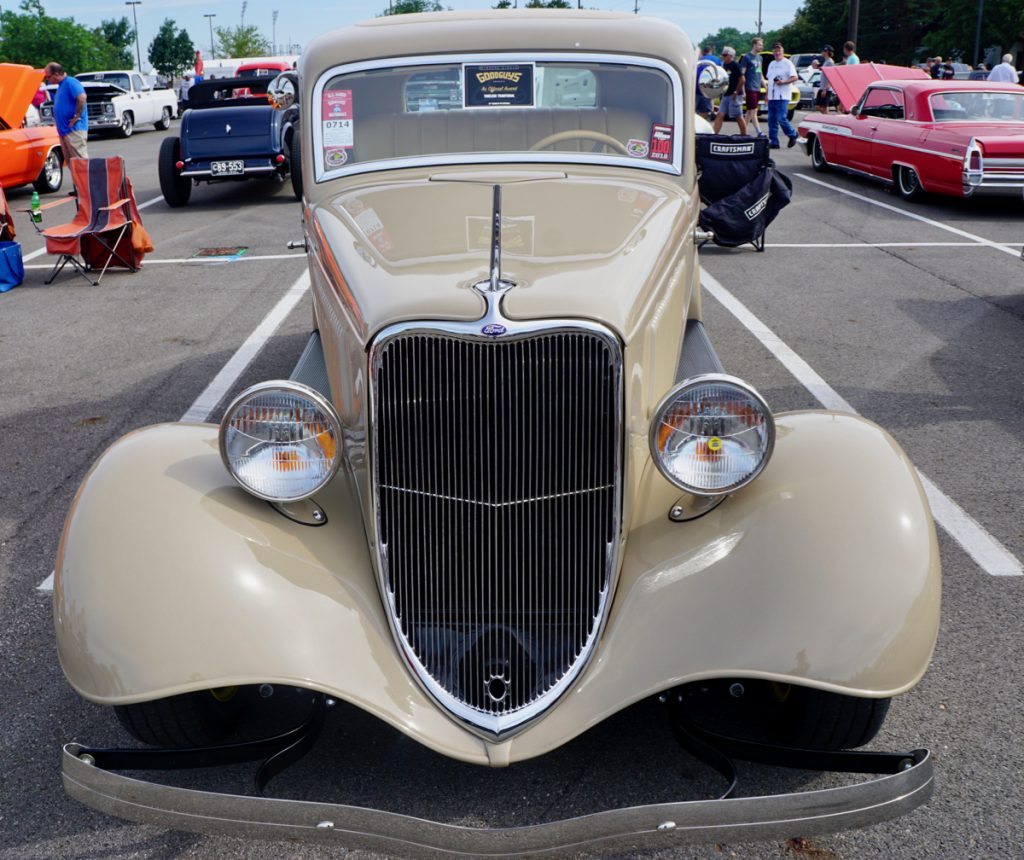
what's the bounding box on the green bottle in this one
[31,191,42,223]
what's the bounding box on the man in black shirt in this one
[712,46,748,135]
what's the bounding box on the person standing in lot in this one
[194,50,205,83]
[988,54,1018,83]
[712,47,747,135]
[816,44,835,114]
[765,43,798,149]
[695,43,722,120]
[843,41,860,64]
[739,36,765,137]
[44,62,88,164]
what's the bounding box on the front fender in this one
[56,412,939,766]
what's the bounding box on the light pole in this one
[973,0,984,67]
[125,1,142,73]
[204,13,216,60]
[272,10,278,56]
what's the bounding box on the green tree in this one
[148,19,195,78]
[925,0,1023,62]
[380,1,447,15]
[94,17,135,68]
[215,24,270,58]
[525,0,572,7]
[699,27,758,53]
[0,0,128,73]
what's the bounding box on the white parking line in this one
[23,253,305,270]
[702,265,1022,577]
[39,266,311,593]
[766,241,1023,249]
[180,269,311,423]
[21,194,164,265]
[794,173,1022,258]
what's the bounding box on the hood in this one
[0,63,44,131]
[81,82,128,98]
[311,169,692,342]
[823,63,928,112]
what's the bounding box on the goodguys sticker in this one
[463,63,535,108]
[322,88,353,169]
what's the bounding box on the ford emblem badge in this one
[481,323,506,337]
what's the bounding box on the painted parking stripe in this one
[23,253,305,269]
[765,241,1022,249]
[702,265,1023,577]
[795,173,1022,258]
[180,269,311,423]
[21,194,165,265]
[39,268,311,593]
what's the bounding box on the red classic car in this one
[0,63,64,194]
[797,63,1024,201]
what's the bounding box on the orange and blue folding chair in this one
[40,157,153,285]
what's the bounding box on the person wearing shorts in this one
[739,36,764,136]
[815,45,835,114]
[713,47,747,135]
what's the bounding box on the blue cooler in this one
[0,241,24,292]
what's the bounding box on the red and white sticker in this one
[649,123,674,161]
[322,88,353,168]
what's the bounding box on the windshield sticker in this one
[463,63,535,108]
[322,88,353,169]
[626,139,650,158]
[649,124,673,161]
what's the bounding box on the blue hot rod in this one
[158,74,300,206]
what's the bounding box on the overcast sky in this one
[35,0,801,65]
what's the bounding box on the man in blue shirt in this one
[44,62,89,164]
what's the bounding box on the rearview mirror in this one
[268,71,298,110]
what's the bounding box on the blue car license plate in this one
[211,160,245,177]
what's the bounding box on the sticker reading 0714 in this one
[322,88,353,168]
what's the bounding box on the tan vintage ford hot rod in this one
[56,11,939,855]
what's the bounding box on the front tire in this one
[33,148,63,193]
[677,679,891,750]
[810,135,829,172]
[115,686,255,747]
[155,106,172,130]
[118,111,134,138]
[896,165,925,201]
[158,136,192,207]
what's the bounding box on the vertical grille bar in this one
[373,326,622,734]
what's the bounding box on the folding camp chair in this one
[695,134,792,252]
[40,157,153,285]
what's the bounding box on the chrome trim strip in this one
[311,51,685,183]
[377,484,614,508]
[62,744,934,856]
[801,122,963,161]
[367,314,624,740]
[181,166,278,177]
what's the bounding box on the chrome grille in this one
[371,326,622,735]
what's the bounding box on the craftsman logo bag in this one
[0,241,24,292]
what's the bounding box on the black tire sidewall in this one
[158,136,191,206]
[33,149,63,193]
[811,135,827,171]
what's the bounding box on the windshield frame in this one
[311,51,684,184]
[78,72,130,91]
[927,89,1024,123]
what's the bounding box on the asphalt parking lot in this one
[1,113,1022,859]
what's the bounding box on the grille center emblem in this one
[481,323,506,337]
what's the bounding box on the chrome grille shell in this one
[368,318,623,738]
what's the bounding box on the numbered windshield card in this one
[322,88,353,168]
[463,63,535,108]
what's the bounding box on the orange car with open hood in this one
[0,63,64,195]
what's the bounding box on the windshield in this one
[929,91,1024,122]
[78,72,129,91]
[313,54,680,180]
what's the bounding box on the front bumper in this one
[62,723,933,857]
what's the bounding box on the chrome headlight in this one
[650,374,774,496]
[219,381,342,502]
[103,103,115,115]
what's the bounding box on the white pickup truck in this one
[55,71,177,138]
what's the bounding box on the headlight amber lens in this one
[650,375,774,496]
[219,382,341,502]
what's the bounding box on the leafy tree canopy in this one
[215,24,270,58]
[380,1,447,14]
[0,0,136,73]
[148,19,195,78]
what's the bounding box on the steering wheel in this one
[529,130,630,156]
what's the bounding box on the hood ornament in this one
[472,185,516,334]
